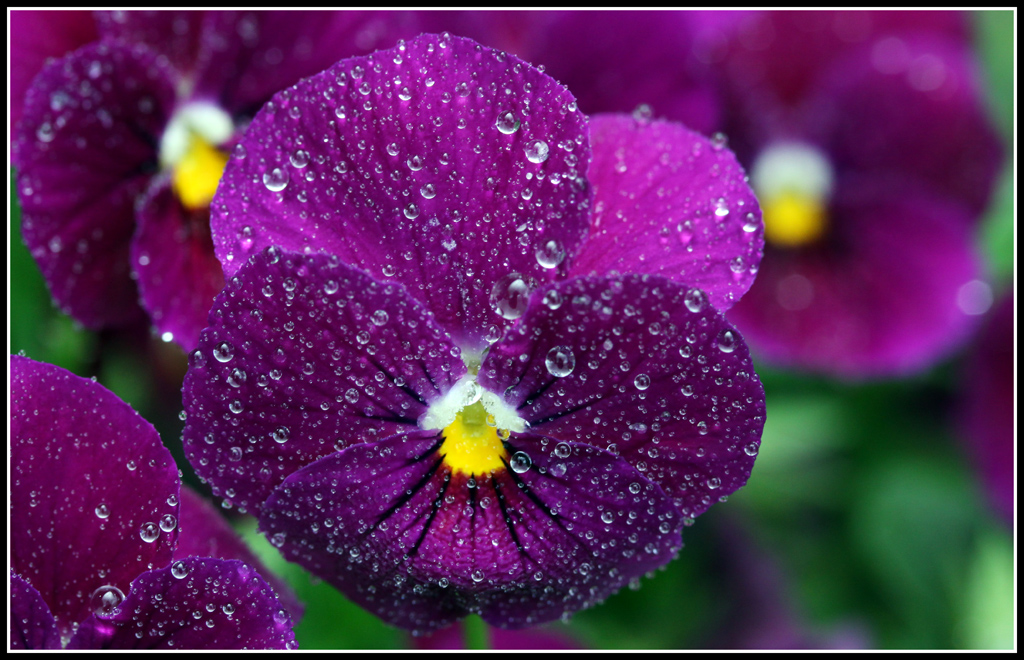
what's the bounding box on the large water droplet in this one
[716,329,737,353]
[263,167,290,192]
[535,239,566,269]
[495,111,520,134]
[90,585,125,617]
[684,289,707,313]
[213,342,234,362]
[509,451,532,473]
[525,139,549,164]
[545,346,576,377]
[139,522,160,543]
[490,273,532,320]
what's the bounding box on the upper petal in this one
[10,355,179,637]
[94,10,206,75]
[182,248,466,515]
[66,558,296,650]
[570,114,763,311]
[211,33,591,350]
[478,274,766,520]
[10,572,63,650]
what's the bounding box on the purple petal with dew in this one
[10,572,63,650]
[94,10,205,76]
[570,114,763,312]
[132,175,225,350]
[182,248,466,515]
[804,34,1004,219]
[173,485,303,621]
[11,10,98,140]
[67,558,297,650]
[728,190,984,378]
[10,355,180,638]
[259,429,682,633]
[192,10,422,118]
[479,274,765,520]
[211,32,591,351]
[960,293,1014,524]
[14,39,177,329]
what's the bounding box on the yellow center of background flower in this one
[751,141,835,249]
[439,400,509,475]
[761,189,828,247]
[172,134,229,211]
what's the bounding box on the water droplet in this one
[226,367,247,387]
[95,504,110,519]
[707,477,721,490]
[490,273,532,320]
[404,203,420,219]
[171,560,189,579]
[525,139,549,164]
[213,342,234,362]
[271,426,290,444]
[634,374,651,390]
[545,346,576,377]
[495,111,520,134]
[139,522,160,543]
[601,511,615,524]
[684,289,707,313]
[159,513,177,532]
[471,569,485,583]
[710,132,728,150]
[554,442,571,459]
[90,586,125,616]
[262,167,290,192]
[420,183,436,199]
[535,239,565,269]
[509,451,532,473]
[371,310,389,326]
[716,329,737,353]
[289,149,309,168]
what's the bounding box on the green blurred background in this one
[8,10,1014,650]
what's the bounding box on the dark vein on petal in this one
[409,474,450,558]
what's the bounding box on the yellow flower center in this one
[439,401,509,476]
[761,189,828,247]
[751,142,834,249]
[172,134,229,211]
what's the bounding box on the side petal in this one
[10,355,179,637]
[94,10,206,75]
[10,572,63,650]
[14,39,177,329]
[182,248,465,515]
[479,274,766,520]
[259,430,682,633]
[67,558,296,650]
[211,33,591,350]
[173,485,303,621]
[132,175,225,350]
[570,114,763,311]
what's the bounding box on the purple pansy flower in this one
[13,10,420,350]
[691,11,1004,377]
[10,355,296,649]
[183,34,766,633]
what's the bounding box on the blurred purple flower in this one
[13,10,419,350]
[10,354,297,650]
[693,10,1004,377]
[959,292,1014,524]
[412,620,582,649]
[182,34,766,633]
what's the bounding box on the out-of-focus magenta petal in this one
[570,114,763,311]
[412,620,582,650]
[132,175,225,350]
[728,192,984,378]
[10,10,98,140]
[182,249,465,515]
[10,355,179,639]
[960,293,1014,524]
[172,486,303,621]
[66,558,296,650]
[10,572,63,650]
[14,40,178,329]
[805,35,1004,219]
[94,10,206,75]
[192,10,422,117]
[479,274,765,520]
[259,429,682,632]
[211,33,591,350]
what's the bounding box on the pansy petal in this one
[94,10,206,75]
[183,248,465,515]
[14,40,177,329]
[173,485,303,621]
[67,558,296,650]
[192,10,421,117]
[727,192,984,378]
[11,10,98,139]
[10,572,63,650]
[479,274,765,519]
[211,33,591,350]
[805,35,1003,218]
[11,355,179,636]
[132,175,225,350]
[570,114,763,311]
[259,430,682,632]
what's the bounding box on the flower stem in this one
[463,615,491,650]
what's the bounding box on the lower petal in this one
[10,572,63,650]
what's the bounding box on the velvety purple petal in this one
[478,274,766,520]
[67,558,297,650]
[10,355,179,637]
[14,39,177,329]
[192,10,422,117]
[132,175,225,350]
[727,191,984,378]
[211,33,591,350]
[94,10,205,75]
[10,572,63,650]
[570,114,763,311]
[182,248,466,515]
[10,10,98,139]
[420,11,720,134]
[173,485,303,621]
[960,293,1014,524]
[804,35,1003,219]
[259,429,682,632]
